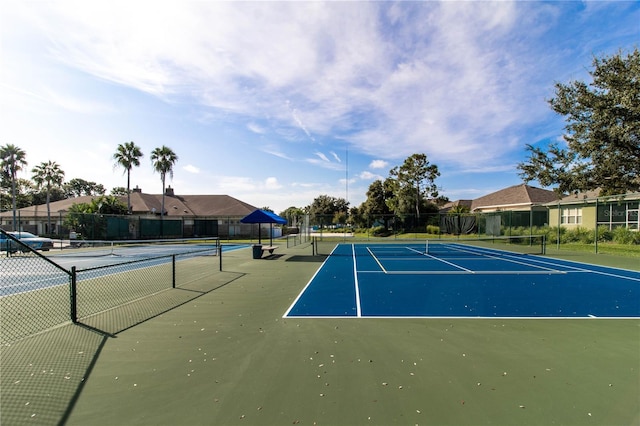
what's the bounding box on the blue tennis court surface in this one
[0,243,248,297]
[284,242,640,318]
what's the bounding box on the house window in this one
[628,209,639,230]
[597,201,639,230]
[561,207,582,224]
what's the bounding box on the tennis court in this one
[3,241,639,426]
[285,239,640,318]
[1,239,248,297]
[1,239,249,344]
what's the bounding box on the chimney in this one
[132,186,142,193]
[165,186,175,197]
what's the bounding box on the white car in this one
[0,231,54,252]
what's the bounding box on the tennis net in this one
[52,237,220,258]
[314,235,546,257]
[424,235,546,256]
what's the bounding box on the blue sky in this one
[2,1,638,214]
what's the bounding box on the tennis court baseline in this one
[284,241,640,319]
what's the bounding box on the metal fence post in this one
[70,266,78,323]
[172,255,176,288]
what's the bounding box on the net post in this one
[172,255,176,288]
[70,266,78,323]
[541,234,546,255]
[218,239,222,271]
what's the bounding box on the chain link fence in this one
[311,210,549,237]
[1,240,72,344]
[1,229,221,344]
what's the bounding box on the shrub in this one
[371,226,391,237]
[426,225,440,235]
[612,226,639,244]
[561,226,592,244]
[511,226,528,236]
[595,225,613,242]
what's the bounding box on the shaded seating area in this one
[240,209,287,258]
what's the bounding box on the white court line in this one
[281,243,339,318]
[492,254,640,282]
[357,270,567,275]
[368,246,473,273]
[352,244,362,317]
[359,243,640,278]
[448,245,640,282]
[443,245,562,273]
[406,246,474,273]
[366,247,387,273]
[284,315,639,319]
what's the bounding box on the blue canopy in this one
[240,209,287,245]
[240,209,287,225]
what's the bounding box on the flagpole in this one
[345,144,349,207]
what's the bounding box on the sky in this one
[1,1,638,214]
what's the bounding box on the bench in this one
[252,244,280,259]
[261,245,278,255]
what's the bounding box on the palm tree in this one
[150,146,178,223]
[0,144,28,231]
[113,141,143,213]
[32,160,65,235]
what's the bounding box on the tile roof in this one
[439,199,472,213]
[0,192,258,218]
[545,189,640,205]
[471,184,558,211]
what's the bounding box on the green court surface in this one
[2,243,639,425]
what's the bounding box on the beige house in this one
[439,184,558,235]
[0,187,263,239]
[470,184,559,213]
[545,190,640,231]
[441,184,640,234]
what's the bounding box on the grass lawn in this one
[2,241,638,425]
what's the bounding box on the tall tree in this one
[150,145,178,220]
[32,160,65,235]
[64,195,128,239]
[64,178,106,197]
[0,144,27,231]
[110,186,128,196]
[389,153,440,219]
[362,179,393,228]
[280,206,305,227]
[113,141,143,213]
[307,195,349,226]
[2,178,35,211]
[518,48,640,195]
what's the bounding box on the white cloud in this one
[217,176,256,192]
[339,177,358,186]
[3,1,636,213]
[10,2,558,169]
[369,160,388,170]
[459,164,518,174]
[264,177,282,190]
[183,164,200,174]
[247,122,267,134]
[307,151,345,171]
[314,152,330,163]
[17,2,522,162]
[261,146,293,161]
[358,171,383,181]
